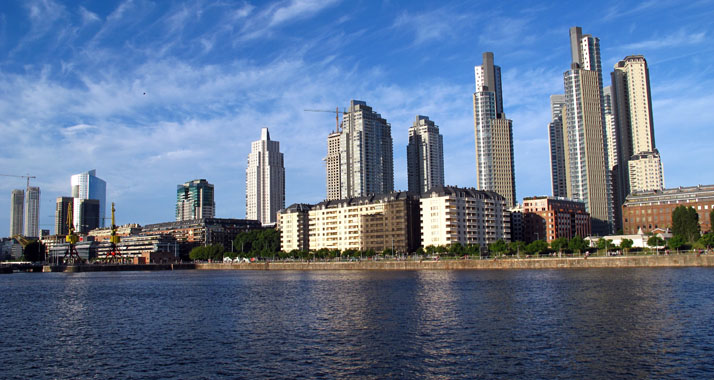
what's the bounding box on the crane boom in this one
[304,107,345,132]
[0,173,36,190]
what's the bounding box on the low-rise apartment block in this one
[278,203,311,252]
[308,192,420,253]
[523,196,591,242]
[420,186,510,248]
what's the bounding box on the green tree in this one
[189,246,207,261]
[667,235,686,252]
[466,244,480,257]
[619,239,634,253]
[415,247,425,256]
[508,241,527,256]
[489,240,508,256]
[568,236,589,253]
[550,238,569,254]
[448,242,465,256]
[596,238,608,252]
[647,236,665,253]
[526,240,549,255]
[699,233,714,249]
[672,206,700,242]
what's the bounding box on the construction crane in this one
[304,107,346,133]
[63,202,82,264]
[0,173,36,191]
[107,202,122,263]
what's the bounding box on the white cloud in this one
[620,29,706,51]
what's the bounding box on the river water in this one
[1,268,713,379]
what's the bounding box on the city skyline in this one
[1,1,713,234]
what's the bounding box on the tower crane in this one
[304,107,347,133]
[0,173,36,192]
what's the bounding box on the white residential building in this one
[473,52,516,207]
[420,186,510,248]
[24,186,40,237]
[246,128,285,225]
[325,100,394,200]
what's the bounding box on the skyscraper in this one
[407,115,445,194]
[23,186,40,237]
[611,55,664,195]
[55,196,73,235]
[562,27,613,234]
[325,100,394,200]
[71,169,107,231]
[10,189,23,236]
[176,179,215,221]
[473,52,516,207]
[246,128,285,225]
[548,94,568,198]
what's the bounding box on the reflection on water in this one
[1,268,714,379]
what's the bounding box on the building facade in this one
[548,94,568,198]
[326,100,394,200]
[420,186,510,248]
[71,169,106,230]
[561,27,613,235]
[622,185,714,234]
[277,203,312,252]
[473,52,516,207]
[523,196,591,242]
[55,196,73,235]
[10,189,23,237]
[176,179,215,221]
[23,186,40,237]
[407,115,445,194]
[142,218,263,257]
[308,192,420,253]
[246,128,285,225]
[611,55,664,196]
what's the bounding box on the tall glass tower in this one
[71,169,106,231]
[176,179,215,221]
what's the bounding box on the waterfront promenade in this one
[2,254,713,273]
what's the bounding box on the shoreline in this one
[198,254,714,271]
[2,254,712,274]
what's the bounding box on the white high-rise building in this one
[24,186,40,237]
[473,52,516,207]
[548,94,568,198]
[246,128,285,225]
[407,115,444,194]
[325,100,394,200]
[10,189,24,237]
[70,169,107,231]
[562,26,613,235]
[611,55,663,194]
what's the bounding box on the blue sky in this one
[1,0,713,235]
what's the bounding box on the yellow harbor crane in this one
[63,202,81,263]
[106,202,122,262]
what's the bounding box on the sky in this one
[1,0,713,235]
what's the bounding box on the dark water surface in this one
[2,268,714,379]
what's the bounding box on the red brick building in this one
[523,196,591,242]
[622,184,714,234]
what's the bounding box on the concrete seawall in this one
[196,254,714,271]
[42,263,196,272]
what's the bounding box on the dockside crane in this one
[304,107,346,133]
[63,202,82,264]
[107,202,122,263]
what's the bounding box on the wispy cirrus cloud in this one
[619,28,706,51]
[393,7,473,45]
